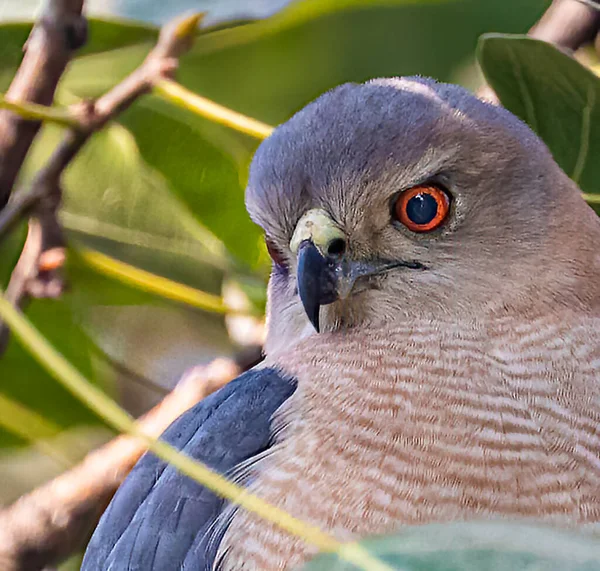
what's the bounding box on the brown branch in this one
[531,0,600,49]
[0,0,86,210]
[477,0,600,103]
[0,357,241,571]
[0,12,204,355]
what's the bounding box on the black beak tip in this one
[297,240,328,333]
[309,310,320,333]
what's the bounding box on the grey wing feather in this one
[81,367,296,571]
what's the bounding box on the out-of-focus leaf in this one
[477,35,600,200]
[0,230,113,452]
[118,98,264,265]
[0,392,78,466]
[194,0,540,57]
[0,224,25,289]
[182,0,547,125]
[302,522,600,570]
[0,24,31,88]
[22,122,231,290]
[1,227,107,449]
[0,295,112,449]
[57,39,263,265]
[78,19,157,55]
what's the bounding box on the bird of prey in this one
[82,77,600,570]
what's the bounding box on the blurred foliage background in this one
[0,0,553,507]
[3,0,600,568]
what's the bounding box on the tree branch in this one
[531,0,600,50]
[0,358,240,571]
[0,0,86,210]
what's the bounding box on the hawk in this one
[82,77,600,570]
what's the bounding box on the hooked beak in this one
[291,209,425,332]
[296,240,337,332]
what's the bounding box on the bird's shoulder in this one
[82,366,296,571]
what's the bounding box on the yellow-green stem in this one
[79,248,229,314]
[154,79,274,139]
[583,193,600,204]
[0,95,79,127]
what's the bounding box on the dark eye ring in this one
[392,185,450,232]
[265,236,288,269]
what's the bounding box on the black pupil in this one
[406,193,438,225]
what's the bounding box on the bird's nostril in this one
[327,238,346,257]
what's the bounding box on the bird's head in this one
[245,77,600,355]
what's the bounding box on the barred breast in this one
[218,313,600,570]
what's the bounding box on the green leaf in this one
[22,122,231,291]
[477,35,600,200]
[303,522,600,570]
[0,223,26,289]
[58,45,264,267]
[118,97,264,266]
[181,0,547,125]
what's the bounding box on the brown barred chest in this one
[217,317,600,570]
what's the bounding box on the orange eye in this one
[393,185,450,232]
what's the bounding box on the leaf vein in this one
[508,46,537,132]
[571,83,594,184]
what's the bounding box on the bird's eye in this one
[265,236,288,269]
[393,185,450,232]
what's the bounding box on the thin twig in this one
[0,358,240,571]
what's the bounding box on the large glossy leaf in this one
[477,35,600,199]
[302,522,600,570]
[181,0,547,125]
